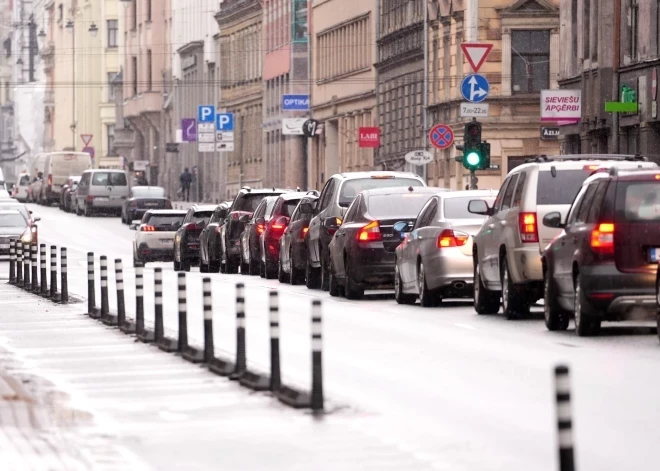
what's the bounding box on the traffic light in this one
[462,120,484,171]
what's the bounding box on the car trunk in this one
[447,220,488,257]
[138,198,169,209]
[379,218,416,252]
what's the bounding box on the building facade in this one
[309,0,378,190]
[215,0,263,199]
[427,0,561,190]
[0,0,15,166]
[558,0,660,158]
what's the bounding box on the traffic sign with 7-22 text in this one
[429,124,455,150]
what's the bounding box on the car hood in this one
[0,226,27,237]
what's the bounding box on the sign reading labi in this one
[358,127,380,148]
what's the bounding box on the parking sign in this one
[198,105,215,123]
[215,113,235,132]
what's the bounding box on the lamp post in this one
[65,19,75,149]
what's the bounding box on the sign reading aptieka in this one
[358,127,380,148]
[541,90,581,123]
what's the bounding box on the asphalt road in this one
[9,203,660,470]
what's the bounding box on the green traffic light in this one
[466,152,481,167]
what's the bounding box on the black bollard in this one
[154,268,164,342]
[58,248,68,304]
[177,273,188,352]
[39,244,47,296]
[311,300,324,413]
[8,239,16,284]
[156,269,178,352]
[555,365,576,471]
[30,243,38,292]
[87,252,98,315]
[230,283,246,380]
[49,245,58,298]
[15,242,23,286]
[23,242,30,290]
[100,256,109,319]
[203,278,214,362]
[115,259,125,325]
[135,265,144,334]
[269,291,281,392]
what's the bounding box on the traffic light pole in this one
[470,171,478,190]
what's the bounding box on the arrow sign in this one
[460,74,490,103]
[461,43,493,73]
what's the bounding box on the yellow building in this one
[50,0,119,163]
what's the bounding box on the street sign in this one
[82,146,94,160]
[198,143,215,152]
[216,142,235,152]
[461,74,490,103]
[302,119,319,138]
[282,94,310,111]
[460,43,493,73]
[166,143,179,153]
[198,105,215,123]
[429,124,454,150]
[134,160,149,171]
[81,134,93,146]
[358,127,380,148]
[181,118,197,142]
[216,132,235,141]
[405,150,433,165]
[198,123,214,132]
[215,113,235,132]
[541,127,560,140]
[460,103,489,118]
[198,133,215,143]
[282,118,307,135]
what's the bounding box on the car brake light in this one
[370,175,394,179]
[257,224,265,234]
[272,216,289,230]
[583,165,599,171]
[302,226,309,237]
[47,174,52,186]
[187,223,200,231]
[141,225,156,232]
[590,223,614,253]
[357,221,382,242]
[87,195,94,202]
[437,229,469,248]
[519,212,539,243]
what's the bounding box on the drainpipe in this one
[421,0,429,181]
[612,0,621,154]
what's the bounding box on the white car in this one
[12,173,31,202]
[130,210,187,267]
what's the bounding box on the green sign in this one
[621,85,636,103]
[605,85,638,113]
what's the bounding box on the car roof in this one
[441,189,498,198]
[145,210,187,215]
[0,209,22,214]
[333,171,423,181]
[132,186,164,190]
[83,168,125,173]
[361,186,448,197]
[190,205,218,211]
[279,191,308,201]
[239,187,291,195]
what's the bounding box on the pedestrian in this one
[180,168,192,202]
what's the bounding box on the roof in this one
[442,189,499,198]
[145,209,187,215]
[239,187,292,195]
[132,186,165,190]
[335,171,422,180]
[278,191,309,201]
[361,186,448,197]
[83,168,126,173]
[0,209,24,217]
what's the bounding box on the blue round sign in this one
[460,74,490,103]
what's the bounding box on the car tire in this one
[84,203,92,217]
[394,264,416,305]
[290,249,304,285]
[278,257,290,284]
[344,260,364,300]
[328,267,341,297]
[320,254,330,292]
[200,260,209,273]
[500,257,529,320]
[305,256,321,289]
[209,258,220,273]
[473,258,500,315]
[418,261,440,308]
[574,274,601,337]
[181,259,191,272]
[173,259,180,271]
[544,271,569,331]
[241,260,250,275]
[248,255,260,276]
[225,254,239,274]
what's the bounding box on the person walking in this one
[180,168,192,202]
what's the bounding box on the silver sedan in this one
[394,189,497,307]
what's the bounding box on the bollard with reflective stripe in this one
[154,268,164,342]
[16,242,23,286]
[8,239,16,284]
[58,248,68,303]
[30,243,38,292]
[135,266,145,334]
[100,256,109,318]
[270,291,281,392]
[311,300,324,412]
[203,278,214,362]
[87,253,97,315]
[49,245,58,298]
[177,273,188,352]
[230,283,247,380]
[39,244,47,295]
[23,242,30,290]
[156,270,178,352]
[555,365,575,471]
[115,259,125,325]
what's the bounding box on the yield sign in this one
[80,134,93,146]
[461,43,493,73]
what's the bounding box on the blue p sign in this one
[198,105,215,123]
[216,113,235,132]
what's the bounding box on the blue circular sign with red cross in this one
[429,124,454,150]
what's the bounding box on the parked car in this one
[130,210,187,267]
[469,154,658,319]
[199,201,232,273]
[173,204,217,271]
[0,200,34,224]
[11,173,30,202]
[39,152,92,205]
[222,187,291,274]
[0,210,39,255]
[75,169,130,216]
[394,189,497,306]
[240,196,279,276]
[279,193,319,285]
[121,186,172,224]
[327,186,443,299]
[306,172,427,291]
[59,176,81,210]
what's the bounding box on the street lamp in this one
[88,23,98,37]
[65,20,74,30]
[38,29,46,39]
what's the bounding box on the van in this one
[75,169,129,217]
[12,173,31,202]
[40,152,92,205]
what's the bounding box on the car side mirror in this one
[542,211,565,229]
[299,202,312,214]
[468,199,493,216]
[239,214,251,223]
[33,216,41,222]
[129,223,138,230]
[255,216,266,225]
[393,221,412,233]
[323,216,341,235]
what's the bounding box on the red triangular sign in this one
[461,43,493,73]
[80,134,93,146]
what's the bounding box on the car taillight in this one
[590,222,614,254]
[357,221,382,242]
[271,216,289,231]
[437,229,469,248]
[519,212,539,243]
[47,174,52,187]
[187,223,200,231]
[87,195,94,202]
[141,225,156,232]
[257,224,265,234]
[301,226,309,237]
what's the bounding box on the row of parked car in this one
[127,154,660,340]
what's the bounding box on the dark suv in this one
[305,172,426,290]
[173,204,216,271]
[222,187,291,273]
[542,168,660,336]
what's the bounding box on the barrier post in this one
[16,241,23,286]
[230,283,246,380]
[23,242,30,290]
[30,243,38,292]
[49,245,58,298]
[270,291,281,392]
[135,266,144,334]
[58,248,68,304]
[311,300,324,413]
[100,256,109,319]
[8,239,16,284]
[555,365,576,471]
[177,273,188,352]
[87,253,98,316]
[154,268,163,342]
[203,278,214,362]
[115,259,125,325]
[39,244,47,295]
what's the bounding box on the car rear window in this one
[617,181,660,221]
[192,211,214,225]
[281,199,301,217]
[132,187,165,198]
[537,169,591,205]
[444,196,497,219]
[92,172,127,186]
[235,193,280,212]
[0,213,27,227]
[144,214,184,228]
[339,178,424,206]
[367,193,434,219]
[19,176,30,185]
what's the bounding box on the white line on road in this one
[453,323,477,331]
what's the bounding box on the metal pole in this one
[311,299,324,412]
[269,291,281,392]
[177,273,188,352]
[87,252,96,314]
[30,243,38,292]
[23,242,30,289]
[9,239,16,284]
[100,255,109,318]
[135,265,144,334]
[421,0,429,182]
[16,242,22,286]
[154,267,164,341]
[230,283,246,379]
[72,20,76,149]
[115,259,125,324]
[39,244,47,295]
[49,245,57,296]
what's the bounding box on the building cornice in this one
[312,90,376,112]
[214,0,261,28]
[176,40,204,55]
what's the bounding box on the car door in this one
[309,178,336,264]
[331,195,361,278]
[481,175,515,284]
[400,198,437,286]
[176,209,194,259]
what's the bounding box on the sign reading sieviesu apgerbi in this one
[540,90,581,123]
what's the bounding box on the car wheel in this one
[473,257,500,315]
[248,254,260,276]
[394,264,416,305]
[278,257,290,284]
[500,256,529,320]
[544,270,569,331]
[225,253,239,274]
[574,274,601,337]
[418,261,440,308]
[320,254,330,292]
[305,255,321,289]
[209,257,220,273]
[344,259,364,300]
[84,203,92,217]
[181,258,191,272]
[290,249,304,285]
[173,259,180,271]
[241,259,250,275]
[328,265,341,297]
[200,260,209,273]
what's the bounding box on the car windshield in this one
[235,194,279,212]
[444,196,497,219]
[281,199,301,217]
[192,211,214,225]
[0,204,28,220]
[132,187,165,198]
[618,181,660,221]
[145,214,184,229]
[537,169,592,205]
[367,193,435,219]
[92,172,128,186]
[0,213,27,227]
[339,178,424,206]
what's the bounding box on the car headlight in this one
[21,231,32,243]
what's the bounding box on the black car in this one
[199,201,232,273]
[327,186,442,299]
[121,186,172,224]
[173,204,217,271]
[222,187,291,274]
[279,193,319,284]
[241,196,278,276]
[543,168,660,336]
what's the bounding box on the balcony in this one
[123,92,162,119]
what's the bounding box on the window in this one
[511,30,550,93]
[107,72,116,101]
[317,14,370,81]
[146,0,152,22]
[493,176,513,212]
[92,172,127,186]
[575,183,598,223]
[147,50,153,91]
[566,185,587,225]
[132,56,138,96]
[512,171,527,207]
[107,20,118,48]
[500,175,519,211]
[630,0,639,60]
[107,124,115,155]
[414,198,438,229]
[537,169,591,205]
[587,181,609,223]
[131,0,137,30]
[58,4,63,22]
[571,0,578,70]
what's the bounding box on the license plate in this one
[95,197,108,201]
[160,239,173,245]
[145,203,159,207]
[650,248,660,262]
[0,244,9,249]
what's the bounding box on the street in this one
[4,203,660,470]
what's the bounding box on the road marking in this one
[453,323,477,331]
[0,299,49,305]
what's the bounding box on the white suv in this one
[468,154,658,319]
[131,209,187,267]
